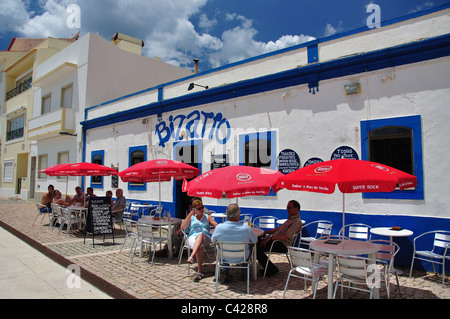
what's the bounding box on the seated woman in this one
[180,199,218,282]
[52,190,70,207]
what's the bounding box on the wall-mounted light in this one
[59,131,77,136]
[188,82,209,91]
[344,83,360,95]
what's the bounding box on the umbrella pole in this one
[342,193,345,238]
[159,175,161,209]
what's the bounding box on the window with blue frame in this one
[239,131,277,195]
[128,145,147,191]
[361,115,424,200]
[91,150,104,189]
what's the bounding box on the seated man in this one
[256,200,303,276]
[72,186,85,204]
[111,188,126,221]
[212,203,257,283]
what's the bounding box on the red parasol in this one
[277,159,417,227]
[118,159,200,207]
[183,165,284,200]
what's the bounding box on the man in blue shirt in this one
[212,203,257,283]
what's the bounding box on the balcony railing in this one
[6,127,24,141]
[6,79,32,101]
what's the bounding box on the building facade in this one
[82,6,450,268]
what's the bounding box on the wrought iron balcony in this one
[5,78,32,101]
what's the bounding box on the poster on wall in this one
[277,149,300,174]
[211,154,229,170]
[330,146,359,160]
[303,157,324,167]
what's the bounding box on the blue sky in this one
[1,0,448,72]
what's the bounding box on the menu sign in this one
[277,149,300,174]
[85,197,114,246]
[330,146,359,160]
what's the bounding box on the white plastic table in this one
[370,227,414,274]
[138,217,182,259]
[310,239,380,299]
[210,212,227,222]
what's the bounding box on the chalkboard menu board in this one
[84,197,114,246]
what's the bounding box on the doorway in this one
[173,140,202,219]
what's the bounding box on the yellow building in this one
[0,35,78,199]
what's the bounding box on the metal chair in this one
[252,216,279,230]
[124,202,141,220]
[339,223,372,241]
[263,232,299,278]
[111,209,125,229]
[50,204,65,232]
[178,229,192,275]
[370,239,400,298]
[333,254,388,299]
[214,241,254,294]
[33,203,51,226]
[282,246,328,299]
[58,207,85,238]
[131,223,168,266]
[120,218,138,257]
[409,230,450,287]
[299,220,333,246]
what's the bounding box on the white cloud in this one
[1,0,315,71]
[324,21,344,37]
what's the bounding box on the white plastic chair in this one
[214,241,254,294]
[263,232,299,278]
[33,203,51,226]
[131,223,168,266]
[300,220,333,246]
[50,204,65,232]
[111,209,125,229]
[178,229,192,275]
[58,207,85,238]
[339,223,372,241]
[282,246,328,299]
[370,239,400,298]
[120,218,138,257]
[333,255,388,299]
[409,230,450,287]
[252,216,279,230]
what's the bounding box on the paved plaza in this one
[0,199,448,300]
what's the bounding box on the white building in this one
[83,6,449,268]
[28,32,192,200]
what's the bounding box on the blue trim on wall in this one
[360,115,424,200]
[81,34,450,131]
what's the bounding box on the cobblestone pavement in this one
[1,199,449,300]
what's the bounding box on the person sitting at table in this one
[52,189,70,207]
[40,184,54,212]
[106,190,114,206]
[71,186,85,204]
[111,188,126,221]
[180,199,218,282]
[212,203,257,283]
[256,200,303,276]
[84,187,97,205]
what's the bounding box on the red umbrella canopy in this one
[118,159,200,183]
[40,162,118,176]
[38,163,72,176]
[183,165,284,199]
[278,159,417,194]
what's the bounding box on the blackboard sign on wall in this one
[84,196,114,247]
